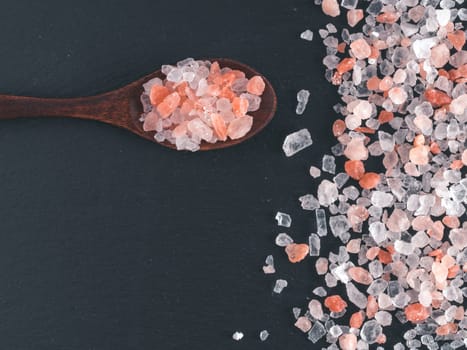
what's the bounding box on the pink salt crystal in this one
[409,145,430,165]
[347,205,369,228]
[430,44,450,68]
[462,150,467,165]
[347,9,364,27]
[386,209,410,232]
[348,267,373,285]
[294,316,312,332]
[142,110,159,131]
[321,0,340,17]
[339,333,357,350]
[172,121,189,138]
[388,87,408,104]
[350,39,372,60]
[344,138,369,161]
[412,216,433,231]
[227,115,253,140]
[378,77,393,91]
[346,239,361,254]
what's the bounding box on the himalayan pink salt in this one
[139,59,265,151]
[294,316,312,332]
[462,150,467,165]
[358,172,380,189]
[388,87,408,104]
[339,333,358,350]
[348,267,373,285]
[350,39,372,60]
[349,311,364,328]
[324,295,347,312]
[344,138,368,161]
[447,30,466,51]
[321,0,340,17]
[405,303,430,323]
[409,145,430,165]
[347,205,369,228]
[386,209,410,232]
[344,160,365,180]
[431,44,450,68]
[424,89,452,107]
[285,243,310,263]
[315,257,328,275]
[347,9,364,27]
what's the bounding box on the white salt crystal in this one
[309,166,322,178]
[394,240,414,255]
[259,330,269,341]
[273,279,288,293]
[436,9,451,26]
[296,90,311,115]
[412,38,438,59]
[299,194,320,210]
[346,282,368,309]
[275,233,294,247]
[317,180,338,206]
[275,212,292,227]
[370,191,394,208]
[300,29,314,41]
[309,234,321,256]
[232,331,244,341]
[322,154,336,174]
[308,321,326,343]
[316,209,328,236]
[360,320,382,344]
[369,222,387,244]
[283,129,313,156]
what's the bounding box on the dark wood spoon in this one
[0,58,277,151]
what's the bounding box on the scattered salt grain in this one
[232,332,244,341]
[275,212,292,227]
[283,129,313,156]
[259,330,269,341]
[275,233,294,247]
[296,89,311,115]
[300,29,314,41]
[273,279,288,294]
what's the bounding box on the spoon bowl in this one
[0,58,277,151]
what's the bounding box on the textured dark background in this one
[0,1,402,349]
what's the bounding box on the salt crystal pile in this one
[140,59,266,151]
[266,0,467,348]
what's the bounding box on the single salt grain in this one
[296,89,311,115]
[282,129,313,156]
[322,154,336,174]
[275,212,292,227]
[232,332,244,341]
[309,234,321,256]
[308,321,327,343]
[300,29,314,41]
[275,233,294,247]
[315,208,328,236]
[309,166,321,178]
[299,194,320,210]
[259,330,269,341]
[273,279,288,294]
[295,317,312,332]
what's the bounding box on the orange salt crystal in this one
[405,303,430,323]
[345,160,365,180]
[232,97,249,117]
[438,69,450,78]
[436,323,458,336]
[366,295,378,318]
[378,76,393,91]
[207,84,221,96]
[413,134,425,146]
[366,76,380,90]
[349,311,365,328]
[354,127,375,134]
[378,110,394,124]
[447,30,466,51]
[347,9,364,27]
[149,85,171,106]
[210,113,228,141]
[424,89,452,107]
[443,216,460,229]
[219,87,236,100]
[376,12,400,23]
[337,42,347,53]
[285,243,309,263]
[447,264,460,279]
[376,334,387,344]
[450,159,463,169]
[366,247,380,260]
[157,92,181,118]
[324,295,347,312]
[359,172,380,189]
[427,221,444,240]
[369,46,380,60]
[332,119,346,137]
[430,141,441,154]
[210,61,221,75]
[378,249,392,264]
[231,69,246,79]
[429,249,444,261]
[400,37,411,47]
[336,58,356,74]
[246,76,265,96]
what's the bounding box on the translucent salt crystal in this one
[275,212,292,227]
[322,154,336,174]
[259,330,269,341]
[299,194,320,210]
[309,234,321,256]
[142,77,162,94]
[346,282,368,309]
[315,257,328,275]
[353,100,372,119]
[308,321,326,343]
[166,68,183,83]
[300,29,314,41]
[360,320,382,344]
[273,279,288,294]
[282,129,313,156]
[308,299,324,320]
[341,0,358,9]
[329,325,342,338]
[378,131,395,152]
[412,38,438,59]
[436,9,451,26]
[329,215,350,238]
[313,286,327,297]
[296,90,311,115]
[370,191,393,208]
[375,311,392,326]
[263,255,275,274]
[240,93,261,112]
[275,233,293,247]
[318,180,338,206]
[369,222,387,244]
[459,8,467,20]
[232,331,244,341]
[309,166,321,178]
[292,307,301,319]
[316,209,328,236]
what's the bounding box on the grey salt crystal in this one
[299,194,320,210]
[341,0,358,9]
[329,215,350,238]
[273,279,288,294]
[309,234,321,256]
[300,29,314,41]
[322,154,336,174]
[346,282,368,309]
[259,330,269,341]
[296,90,311,115]
[292,307,301,319]
[360,320,382,344]
[308,321,327,343]
[275,233,294,247]
[282,129,313,156]
[313,286,327,297]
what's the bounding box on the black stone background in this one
[0,0,412,349]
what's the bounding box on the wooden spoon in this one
[0,58,277,151]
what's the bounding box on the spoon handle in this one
[0,94,115,122]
